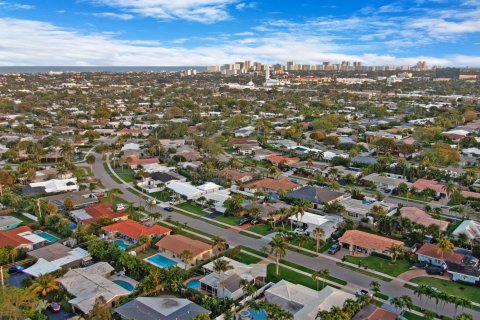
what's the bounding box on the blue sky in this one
[0,0,479,66]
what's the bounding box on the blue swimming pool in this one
[114,239,130,250]
[146,253,177,268]
[113,280,134,291]
[37,232,59,242]
[186,279,200,289]
[248,309,267,320]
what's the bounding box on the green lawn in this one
[150,191,171,202]
[247,223,275,235]
[410,277,480,304]
[344,255,412,277]
[215,215,241,225]
[176,201,209,216]
[233,252,263,265]
[404,312,426,320]
[266,264,326,291]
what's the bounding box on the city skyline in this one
[0,0,479,66]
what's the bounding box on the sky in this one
[0,0,479,66]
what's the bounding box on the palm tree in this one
[414,284,429,309]
[390,296,405,314]
[107,188,121,205]
[213,258,234,300]
[389,244,404,264]
[312,269,330,290]
[312,227,325,253]
[268,235,288,276]
[86,154,96,172]
[180,250,193,270]
[370,281,380,297]
[401,295,414,315]
[212,236,226,256]
[443,180,457,202]
[240,278,256,300]
[436,237,454,260]
[29,274,59,297]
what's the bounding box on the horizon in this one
[0,0,479,67]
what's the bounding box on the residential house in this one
[287,186,346,209]
[69,203,128,225]
[400,207,449,232]
[155,234,213,264]
[200,257,266,300]
[114,297,209,320]
[353,304,399,320]
[59,262,130,314]
[338,230,404,255]
[264,281,355,320]
[351,156,378,166]
[0,216,22,231]
[165,181,203,200]
[23,243,91,277]
[340,198,396,221]
[116,128,143,137]
[0,226,48,250]
[234,125,256,137]
[42,190,98,211]
[452,220,480,242]
[361,173,410,191]
[102,219,171,243]
[127,155,159,169]
[288,212,343,240]
[268,155,300,165]
[445,255,480,284]
[416,243,464,268]
[220,168,253,184]
[23,178,79,195]
[244,178,300,194]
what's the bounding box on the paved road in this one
[91,153,479,318]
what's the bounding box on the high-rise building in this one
[286,61,295,71]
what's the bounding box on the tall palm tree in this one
[443,180,457,202]
[370,281,380,297]
[268,235,288,276]
[436,237,454,260]
[312,227,325,253]
[390,297,405,314]
[212,236,226,256]
[86,154,96,173]
[213,258,234,300]
[312,269,330,290]
[29,274,59,297]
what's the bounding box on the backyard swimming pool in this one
[186,279,200,289]
[114,239,130,250]
[146,253,177,268]
[37,232,59,242]
[113,280,134,291]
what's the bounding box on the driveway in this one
[397,269,450,282]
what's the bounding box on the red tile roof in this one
[338,230,404,252]
[155,234,212,257]
[368,308,398,320]
[416,243,464,264]
[461,190,480,199]
[0,226,33,248]
[245,178,299,191]
[400,207,449,232]
[128,156,159,166]
[411,179,445,193]
[83,203,128,225]
[102,219,171,240]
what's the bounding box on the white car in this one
[294,228,307,235]
[116,203,125,211]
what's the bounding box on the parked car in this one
[251,219,259,225]
[48,302,61,313]
[327,243,341,254]
[294,228,307,235]
[94,192,106,198]
[414,261,427,268]
[239,217,252,225]
[8,265,24,274]
[426,265,444,275]
[116,203,125,211]
[147,198,157,205]
[164,207,174,212]
[355,289,369,297]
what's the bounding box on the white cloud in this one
[93,12,135,20]
[235,2,255,11]
[0,17,479,67]
[0,1,34,9]
[91,0,240,23]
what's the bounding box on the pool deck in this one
[182,275,203,286]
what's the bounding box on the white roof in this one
[121,143,140,151]
[24,247,90,277]
[288,212,330,226]
[70,209,92,221]
[18,231,47,244]
[201,189,231,205]
[142,163,175,173]
[29,178,78,193]
[452,220,480,240]
[197,182,221,192]
[0,216,22,228]
[165,181,202,199]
